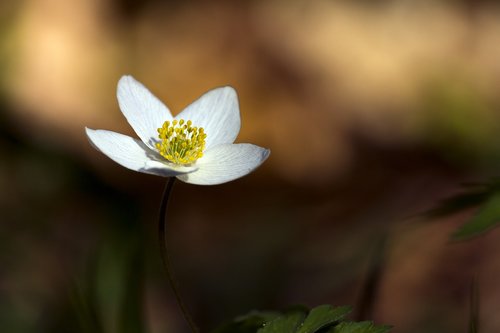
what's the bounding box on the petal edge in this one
[176,86,240,150]
[85,128,193,177]
[117,75,173,149]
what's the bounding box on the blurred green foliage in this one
[421,73,500,167]
[425,179,500,240]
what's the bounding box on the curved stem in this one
[158,177,199,333]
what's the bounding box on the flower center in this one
[156,119,206,165]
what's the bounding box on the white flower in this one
[85,75,270,185]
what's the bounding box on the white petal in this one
[85,128,196,177]
[117,75,173,149]
[177,143,270,185]
[175,87,240,150]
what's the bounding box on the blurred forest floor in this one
[1,1,500,332]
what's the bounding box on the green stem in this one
[158,177,199,333]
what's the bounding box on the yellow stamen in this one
[155,119,206,165]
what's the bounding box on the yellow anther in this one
[155,118,206,165]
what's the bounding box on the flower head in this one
[85,75,270,185]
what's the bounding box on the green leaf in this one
[256,305,351,333]
[296,305,352,333]
[214,305,383,333]
[329,321,392,333]
[453,193,500,240]
[257,311,306,333]
[211,311,280,333]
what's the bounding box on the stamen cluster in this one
[156,119,206,165]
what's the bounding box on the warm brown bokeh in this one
[2,1,500,332]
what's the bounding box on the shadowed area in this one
[1,1,500,332]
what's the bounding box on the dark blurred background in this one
[2,0,500,332]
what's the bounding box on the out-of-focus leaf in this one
[422,179,500,240]
[296,305,352,333]
[68,227,146,333]
[118,242,146,333]
[452,193,500,240]
[424,183,492,218]
[328,321,391,333]
[355,235,386,321]
[469,278,479,333]
[69,271,104,333]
